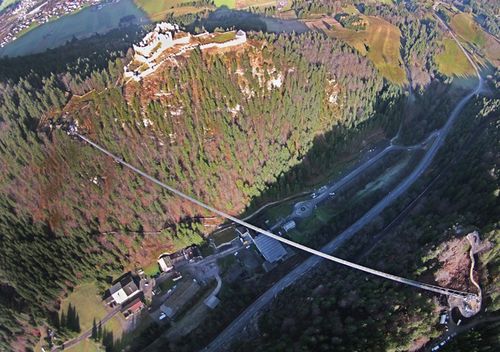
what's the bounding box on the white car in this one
[159,312,167,320]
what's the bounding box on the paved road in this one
[203,17,483,352]
[51,307,120,351]
[290,131,438,219]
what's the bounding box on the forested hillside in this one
[1,0,498,349]
[233,93,500,352]
[0,32,385,349]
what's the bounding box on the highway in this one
[290,131,438,219]
[203,13,483,352]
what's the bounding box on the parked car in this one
[159,312,167,320]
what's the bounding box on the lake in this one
[0,4,308,58]
[187,8,308,34]
[0,0,149,57]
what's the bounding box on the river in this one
[0,0,149,58]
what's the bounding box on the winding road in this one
[202,12,483,352]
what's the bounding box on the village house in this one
[157,246,202,273]
[158,255,174,273]
[104,272,141,307]
[236,226,253,246]
[122,297,145,319]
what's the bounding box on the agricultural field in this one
[134,0,209,21]
[435,38,475,77]
[59,282,123,338]
[309,15,407,84]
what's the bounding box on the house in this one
[169,246,201,266]
[104,273,141,307]
[158,255,174,273]
[282,220,296,232]
[236,226,253,246]
[122,297,145,319]
[277,0,288,10]
[157,246,201,273]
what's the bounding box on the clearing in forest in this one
[134,0,209,21]
[435,38,475,77]
[59,282,123,338]
[307,15,407,85]
[450,12,486,47]
[449,12,500,67]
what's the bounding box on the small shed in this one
[204,295,220,309]
[282,220,296,232]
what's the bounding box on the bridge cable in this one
[75,132,473,300]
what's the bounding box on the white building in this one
[158,255,174,272]
[133,22,191,62]
[282,220,296,232]
[124,23,247,81]
[104,274,141,306]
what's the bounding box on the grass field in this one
[134,0,208,21]
[65,339,103,352]
[60,282,122,339]
[212,31,236,43]
[450,13,485,47]
[143,261,160,276]
[212,226,237,246]
[0,0,18,13]
[214,0,235,8]
[316,15,407,84]
[214,0,278,9]
[435,38,474,77]
[449,12,500,67]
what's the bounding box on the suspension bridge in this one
[70,128,479,305]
